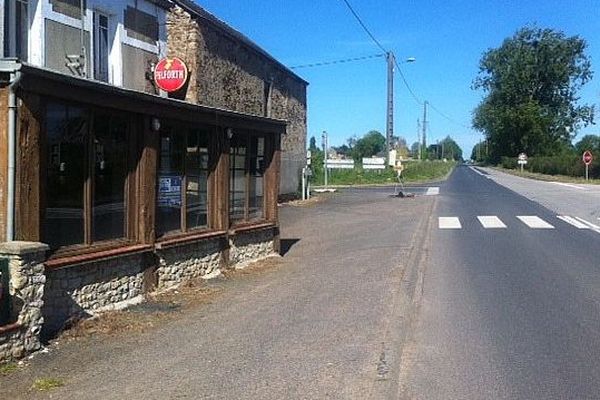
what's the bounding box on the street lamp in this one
[386,54,415,166]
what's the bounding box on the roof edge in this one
[170,0,308,86]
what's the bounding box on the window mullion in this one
[84,109,94,245]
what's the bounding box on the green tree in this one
[472,26,595,162]
[309,136,318,152]
[439,136,463,161]
[351,130,386,162]
[574,134,600,154]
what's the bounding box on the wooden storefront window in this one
[43,101,133,251]
[156,122,210,237]
[229,130,269,225]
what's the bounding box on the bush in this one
[501,154,598,179]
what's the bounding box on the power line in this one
[393,58,422,106]
[289,53,385,69]
[427,102,471,130]
[340,0,387,53]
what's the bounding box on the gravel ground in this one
[1,188,435,400]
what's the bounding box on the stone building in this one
[166,1,307,194]
[0,0,306,362]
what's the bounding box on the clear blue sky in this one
[197,0,600,157]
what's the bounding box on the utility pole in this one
[386,52,395,163]
[322,130,328,188]
[422,101,428,160]
[416,119,421,160]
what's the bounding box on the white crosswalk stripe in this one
[573,217,600,233]
[517,216,554,229]
[439,217,461,229]
[477,216,507,228]
[557,216,589,229]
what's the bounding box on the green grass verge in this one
[493,166,600,185]
[311,160,456,186]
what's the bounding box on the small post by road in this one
[583,150,593,181]
[322,131,328,188]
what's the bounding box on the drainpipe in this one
[6,70,22,241]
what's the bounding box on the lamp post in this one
[386,54,415,165]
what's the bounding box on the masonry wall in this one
[167,6,307,194]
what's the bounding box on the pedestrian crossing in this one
[438,215,600,233]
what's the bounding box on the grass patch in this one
[32,377,64,391]
[0,363,18,375]
[311,160,456,186]
[494,166,600,184]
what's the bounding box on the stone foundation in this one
[0,242,48,363]
[229,228,276,268]
[156,237,223,289]
[42,252,148,336]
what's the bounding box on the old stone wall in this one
[42,253,148,336]
[229,228,276,268]
[0,242,47,363]
[167,6,307,194]
[155,237,222,289]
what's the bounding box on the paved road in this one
[399,165,600,399]
[3,187,436,399]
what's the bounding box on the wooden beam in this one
[137,117,159,244]
[264,134,281,253]
[209,127,229,232]
[14,92,42,241]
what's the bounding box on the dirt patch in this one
[283,194,332,207]
[56,257,284,342]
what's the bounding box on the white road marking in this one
[469,167,491,178]
[549,182,587,190]
[517,216,554,229]
[574,217,600,233]
[439,217,462,229]
[477,216,507,228]
[425,187,440,196]
[557,216,590,229]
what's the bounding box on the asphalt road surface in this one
[399,165,600,399]
[3,186,436,400]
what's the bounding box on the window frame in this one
[92,10,110,83]
[229,130,270,227]
[42,99,135,255]
[156,122,212,239]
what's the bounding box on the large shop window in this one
[157,123,209,236]
[229,131,266,224]
[44,103,129,250]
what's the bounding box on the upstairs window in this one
[93,11,109,82]
[3,0,29,61]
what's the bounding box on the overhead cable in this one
[289,53,385,69]
[340,0,388,53]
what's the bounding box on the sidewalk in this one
[1,189,435,400]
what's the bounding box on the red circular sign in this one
[583,150,593,165]
[154,57,188,92]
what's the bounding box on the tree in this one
[410,142,421,157]
[351,130,385,161]
[309,136,318,152]
[439,136,463,161]
[575,134,600,154]
[472,26,595,162]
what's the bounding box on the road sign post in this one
[518,153,528,173]
[583,150,593,181]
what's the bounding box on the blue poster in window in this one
[158,175,182,207]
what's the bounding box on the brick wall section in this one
[167,6,307,193]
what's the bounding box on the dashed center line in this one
[516,216,554,229]
[477,216,507,228]
[439,217,462,229]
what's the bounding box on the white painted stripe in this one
[477,216,507,228]
[425,187,440,196]
[557,216,590,229]
[549,182,586,190]
[469,167,489,178]
[439,217,462,229]
[517,216,555,229]
[574,217,600,233]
